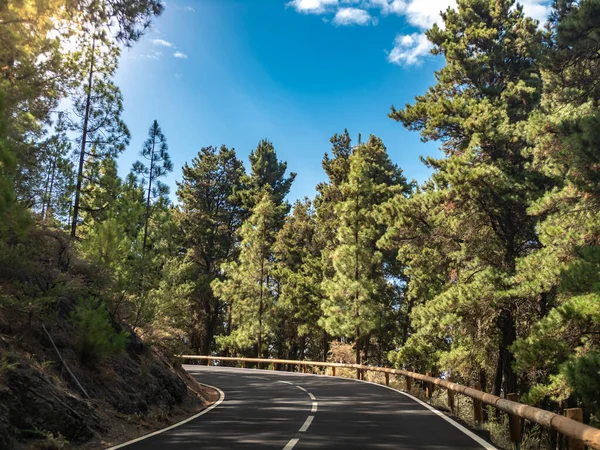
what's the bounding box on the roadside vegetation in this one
[0,0,599,449]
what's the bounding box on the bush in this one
[72,298,128,367]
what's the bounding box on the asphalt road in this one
[117,365,495,450]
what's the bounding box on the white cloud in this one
[152,38,174,47]
[286,0,338,14]
[143,50,163,60]
[284,0,552,66]
[173,51,188,59]
[184,5,195,12]
[399,0,454,29]
[333,7,373,25]
[519,0,551,23]
[387,32,432,65]
[367,0,406,16]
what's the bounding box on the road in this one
[115,365,495,449]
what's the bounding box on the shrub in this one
[71,298,128,367]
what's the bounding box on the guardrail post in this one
[363,369,367,381]
[273,363,278,371]
[566,408,585,450]
[385,372,389,386]
[241,361,246,369]
[507,393,522,450]
[406,376,412,392]
[426,372,434,402]
[447,376,455,414]
[332,367,336,377]
[473,382,484,427]
[302,364,307,374]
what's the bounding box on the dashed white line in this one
[283,438,299,450]
[279,383,318,449]
[299,415,314,432]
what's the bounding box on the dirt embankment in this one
[0,317,216,449]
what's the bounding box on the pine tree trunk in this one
[502,309,518,395]
[142,128,156,254]
[71,36,96,238]
[322,330,329,362]
[299,335,305,360]
[493,308,518,400]
[46,158,57,220]
[355,328,361,365]
[41,158,53,220]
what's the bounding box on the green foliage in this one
[213,191,282,356]
[385,0,547,395]
[173,145,245,354]
[273,198,324,360]
[563,352,600,414]
[241,139,296,225]
[3,0,600,438]
[133,120,173,253]
[71,298,128,366]
[321,135,410,363]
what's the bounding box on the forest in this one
[0,0,599,445]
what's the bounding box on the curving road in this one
[115,365,496,449]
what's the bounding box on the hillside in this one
[0,227,214,449]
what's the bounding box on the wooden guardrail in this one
[180,355,600,450]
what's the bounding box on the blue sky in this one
[114,0,551,203]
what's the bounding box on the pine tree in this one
[213,191,282,357]
[69,31,130,237]
[321,135,409,364]
[387,0,546,395]
[273,198,324,360]
[133,120,173,254]
[39,117,74,224]
[241,139,296,226]
[509,0,600,417]
[175,145,245,354]
[315,130,354,278]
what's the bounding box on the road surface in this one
[115,365,495,449]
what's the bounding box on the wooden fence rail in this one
[180,355,600,449]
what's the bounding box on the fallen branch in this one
[42,324,91,400]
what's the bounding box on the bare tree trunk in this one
[71,35,96,238]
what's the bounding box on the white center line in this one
[283,438,299,450]
[299,415,314,432]
[279,384,318,449]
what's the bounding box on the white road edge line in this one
[308,392,316,401]
[311,402,318,412]
[295,385,308,392]
[264,367,496,450]
[355,379,497,450]
[299,415,314,432]
[188,366,495,449]
[106,383,225,449]
[283,438,299,450]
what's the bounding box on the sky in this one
[114,0,552,203]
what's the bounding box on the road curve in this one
[117,365,495,449]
